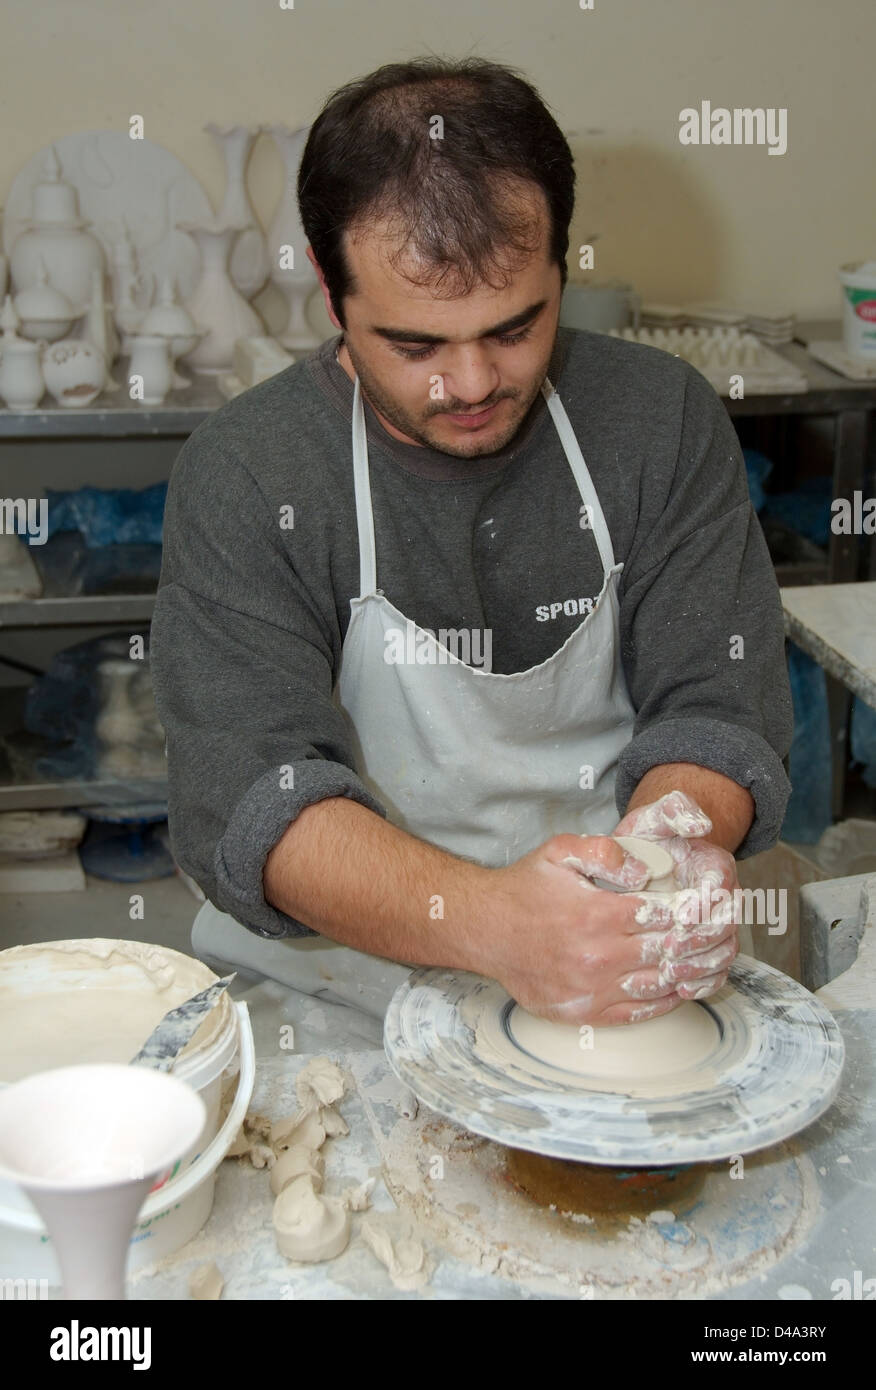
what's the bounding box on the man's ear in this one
[306,246,343,331]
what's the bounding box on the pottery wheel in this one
[383,956,844,1165]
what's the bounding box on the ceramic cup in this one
[41,339,105,408]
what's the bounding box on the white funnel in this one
[0,1064,206,1299]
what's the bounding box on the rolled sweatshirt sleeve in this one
[150,437,385,938]
[614,364,793,857]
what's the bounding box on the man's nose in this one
[440,351,500,407]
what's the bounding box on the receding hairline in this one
[341,176,553,299]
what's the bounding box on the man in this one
[150,57,792,1027]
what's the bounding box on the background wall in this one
[2,0,874,327]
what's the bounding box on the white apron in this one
[192,368,637,1012]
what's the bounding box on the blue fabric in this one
[743,448,772,513]
[851,697,876,789]
[25,634,152,780]
[38,483,168,549]
[745,450,836,841]
[760,476,834,548]
[781,642,833,842]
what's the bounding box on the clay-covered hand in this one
[613,787,713,843]
[478,834,686,1027]
[613,789,741,1001]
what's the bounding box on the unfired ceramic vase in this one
[83,269,120,392]
[9,147,105,309]
[178,221,264,374]
[127,334,172,405]
[138,277,202,387]
[111,223,153,348]
[266,125,320,350]
[0,210,10,306]
[95,658,167,778]
[206,123,270,300]
[41,338,105,408]
[0,295,45,408]
[14,257,79,342]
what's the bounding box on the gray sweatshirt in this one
[150,326,793,938]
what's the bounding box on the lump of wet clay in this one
[226,1110,273,1159]
[361,1216,429,1292]
[295,1057,346,1111]
[270,1144,325,1197]
[321,1104,349,1138]
[270,1101,347,1151]
[270,1108,326,1153]
[613,835,678,893]
[189,1262,224,1300]
[247,1143,276,1170]
[344,1176,376,1212]
[273,1174,351,1263]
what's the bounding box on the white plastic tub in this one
[0,939,255,1283]
[839,260,876,359]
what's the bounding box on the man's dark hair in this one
[297,56,576,327]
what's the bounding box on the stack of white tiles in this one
[609,326,808,394]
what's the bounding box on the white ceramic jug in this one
[128,334,172,405]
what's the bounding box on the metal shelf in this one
[0,777,167,812]
[726,339,876,416]
[0,593,156,627]
[0,363,227,438]
[774,561,831,587]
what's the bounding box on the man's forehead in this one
[343,181,551,281]
[340,216,555,329]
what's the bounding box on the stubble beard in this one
[342,333,557,459]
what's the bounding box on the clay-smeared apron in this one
[192,369,637,1014]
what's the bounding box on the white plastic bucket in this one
[0,939,255,1284]
[839,260,876,359]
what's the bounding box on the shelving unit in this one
[0,367,226,811]
[1,336,873,814]
[728,328,876,588]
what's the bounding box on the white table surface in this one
[781,582,876,709]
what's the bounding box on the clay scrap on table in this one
[269,1062,359,1261]
[226,1110,274,1163]
[273,1174,352,1263]
[270,1143,325,1197]
[223,1057,363,1266]
[226,1061,350,1162]
[344,1176,376,1212]
[361,1215,430,1292]
[271,1107,326,1152]
[189,1261,224,1300]
[295,1056,347,1110]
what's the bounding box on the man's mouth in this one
[444,402,500,428]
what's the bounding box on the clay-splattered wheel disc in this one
[383,956,844,1165]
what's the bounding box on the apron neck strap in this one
[351,372,618,597]
[352,375,379,595]
[541,377,617,575]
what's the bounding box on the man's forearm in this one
[625,762,755,852]
[263,796,492,969]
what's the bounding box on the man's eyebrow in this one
[370,300,548,345]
